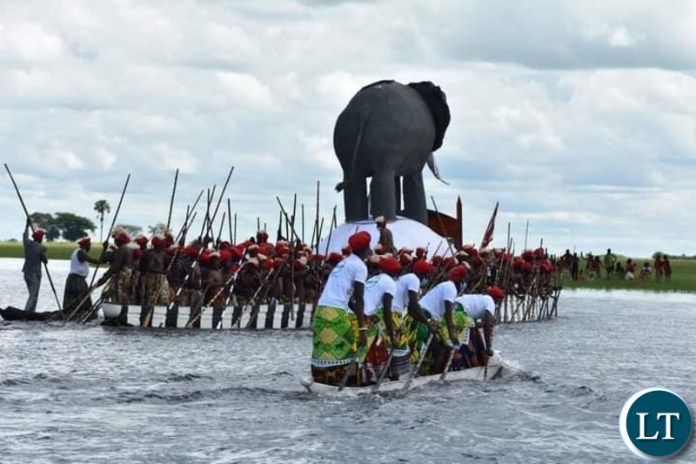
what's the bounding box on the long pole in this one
[233,213,237,244]
[524,219,529,250]
[165,168,179,231]
[227,198,233,243]
[301,204,305,244]
[4,164,63,313]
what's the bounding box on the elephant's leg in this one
[370,170,397,221]
[403,171,427,224]
[344,177,368,222]
[394,176,402,215]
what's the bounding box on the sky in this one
[1,0,695,258]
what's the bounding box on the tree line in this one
[27,199,165,242]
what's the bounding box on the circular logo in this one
[620,388,692,460]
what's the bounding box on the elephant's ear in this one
[408,81,451,152]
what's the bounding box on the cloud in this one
[0,1,694,258]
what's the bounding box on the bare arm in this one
[483,311,495,353]
[381,293,395,341]
[352,281,365,329]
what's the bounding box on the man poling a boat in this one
[453,285,505,368]
[22,218,48,313]
[361,256,400,385]
[408,264,473,376]
[310,230,371,387]
[63,237,104,320]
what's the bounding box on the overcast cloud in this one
[1,0,694,257]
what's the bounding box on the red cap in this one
[32,229,46,241]
[348,231,371,252]
[448,265,469,283]
[487,286,506,299]
[413,260,434,275]
[77,236,91,246]
[134,234,149,245]
[379,257,402,275]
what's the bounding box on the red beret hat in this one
[348,231,371,252]
[32,229,46,240]
[487,286,506,299]
[379,256,402,275]
[448,265,469,283]
[413,260,435,275]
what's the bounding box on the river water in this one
[1,258,695,463]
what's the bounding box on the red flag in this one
[480,202,499,249]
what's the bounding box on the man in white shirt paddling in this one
[454,286,504,368]
[392,260,436,378]
[311,230,372,386]
[412,264,472,375]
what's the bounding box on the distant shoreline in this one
[1,240,693,293]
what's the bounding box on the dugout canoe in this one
[300,352,504,394]
[0,306,63,322]
[100,301,313,329]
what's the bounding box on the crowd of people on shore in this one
[558,248,674,282]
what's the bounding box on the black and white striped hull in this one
[101,302,313,330]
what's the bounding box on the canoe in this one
[0,306,63,322]
[100,301,313,329]
[300,352,504,394]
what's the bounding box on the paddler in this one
[63,237,103,320]
[311,230,372,387]
[22,218,48,313]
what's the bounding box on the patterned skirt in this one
[311,305,358,386]
[105,268,133,305]
[141,273,169,306]
[404,306,472,376]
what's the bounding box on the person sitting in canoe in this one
[361,256,400,384]
[392,259,436,379]
[311,230,371,387]
[410,264,472,375]
[453,286,505,368]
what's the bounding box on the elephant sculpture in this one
[333,79,451,224]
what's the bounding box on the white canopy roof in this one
[316,217,454,257]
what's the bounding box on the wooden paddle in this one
[402,332,436,390]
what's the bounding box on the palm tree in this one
[94,199,111,241]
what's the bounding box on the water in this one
[1,257,695,463]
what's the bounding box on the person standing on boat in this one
[22,218,48,313]
[392,260,436,377]
[362,256,400,384]
[139,235,170,327]
[413,264,471,375]
[375,216,396,255]
[63,237,103,320]
[311,230,372,387]
[453,286,504,368]
[96,229,134,325]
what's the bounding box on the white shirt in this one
[393,273,420,315]
[317,254,368,312]
[455,294,495,319]
[418,281,457,320]
[363,273,396,316]
[70,248,90,278]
